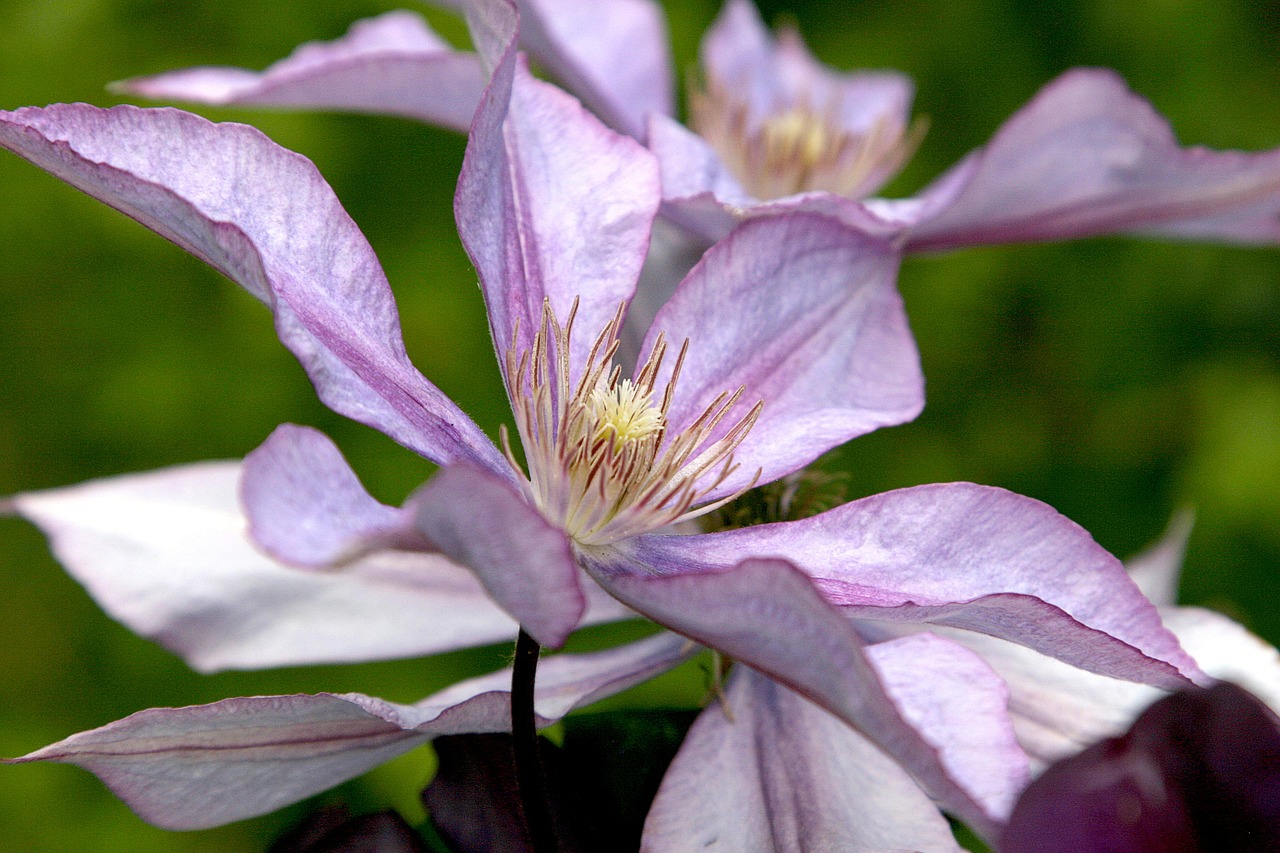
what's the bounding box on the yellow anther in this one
[502,298,763,546]
[589,380,665,453]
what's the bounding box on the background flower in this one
[2,1,1280,851]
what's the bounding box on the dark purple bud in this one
[1003,681,1280,852]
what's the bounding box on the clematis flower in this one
[2,1,1207,846]
[116,0,1280,255]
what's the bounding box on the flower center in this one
[501,299,762,546]
[689,74,925,201]
[589,380,665,453]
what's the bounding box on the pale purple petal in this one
[442,0,671,136]
[455,50,660,375]
[948,605,1280,773]
[865,632,1030,822]
[0,104,503,474]
[642,667,965,853]
[246,426,633,636]
[241,424,422,568]
[907,69,1280,252]
[945,630,1157,771]
[699,0,778,118]
[645,213,921,497]
[632,483,1202,688]
[648,115,916,242]
[771,33,913,141]
[517,0,673,139]
[114,11,485,132]
[1164,607,1280,712]
[582,553,1007,836]
[9,463,527,672]
[12,633,694,830]
[648,111,754,208]
[411,465,585,648]
[452,0,518,73]
[622,216,713,365]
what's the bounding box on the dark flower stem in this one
[513,628,558,853]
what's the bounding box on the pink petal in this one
[1163,607,1280,713]
[633,483,1203,689]
[9,463,523,672]
[954,629,1164,771]
[865,632,1030,822]
[948,607,1280,772]
[649,111,753,205]
[699,0,783,124]
[517,0,673,139]
[0,104,503,474]
[645,214,921,498]
[441,0,672,137]
[241,424,421,568]
[455,48,660,377]
[115,11,485,132]
[11,633,695,829]
[411,465,587,648]
[908,69,1280,251]
[643,667,965,853]
[583,554,1008,836]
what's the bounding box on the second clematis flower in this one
[116,0,1280,255]
[1,1,1208,846]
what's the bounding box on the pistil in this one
[501,299,762,546]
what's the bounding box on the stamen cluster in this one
[690,73,925,201]
[501,299,762,546]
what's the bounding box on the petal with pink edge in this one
[457,54,660,377]
[411,465,586,649]
[241,423,423,568]
[643,666,965,853]
[7,462,523,672]
[955,604,1280,774]
[907,69,1280,252]
[10,633,695,830]
[441,0,673,138]
[645,213,921,498]
[865,632,1029,822]
[0,104,503,473]
[698,0,782,121]
[517,0,673,139]
[582,553,1007,837]
[632,483,1203,688]
[647,111,754,210]
[114,11,485,133]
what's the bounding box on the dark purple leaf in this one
[271,805,429,853]
[422,711,697,853]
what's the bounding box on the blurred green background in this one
[1,0,1279,849]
